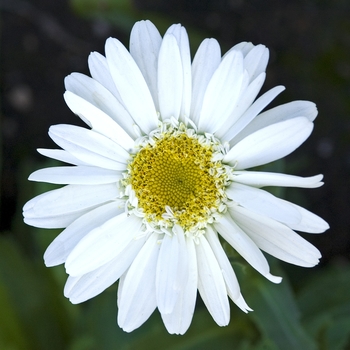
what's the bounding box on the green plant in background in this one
[1,1,350,349]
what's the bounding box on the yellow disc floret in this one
[126,125,227,232]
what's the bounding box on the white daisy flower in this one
[23,20,329,334]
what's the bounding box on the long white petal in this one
[226,182,301,226]
[48,124,129,171]
[65,235,146,304]
[130,20,162,111]
[23,210,90,229]
[224,117,313,169]
[37,148,89,166]
[88,51,121,100]
[156,226,188,314]
[205,226,251,312]
[228,176,327,233]
[166,24,192,120]
[105,38,158,134]
[243,44,269,81]
[232,100,318,144]
[190,38,221,125]
[158,34,183,120]
[232,171,324,188]
[23,184,118,219]
[231,206,322,267]
[65,213,143,276]
[196,235,230,326]
[161,236,197,335]
[65,73,137,139]
[29,166,122,185]
[117,233,159,332]
[214,214,282,283]
[223,42,254,59]
[64,91,134,151]
[198,50,244,134]
[221,85,285,142]
[215,72,266,139]
[44,201,125,266]
[205,226,252,313]
[281,201,329,233]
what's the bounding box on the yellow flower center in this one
[128,131,226,231]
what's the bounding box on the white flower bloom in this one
[23,20,329,334]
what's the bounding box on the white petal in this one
[232,171,324,188]
[214,214,282,283]
[205,226,252,313]
[215,72,266,139]
[222,42,252,59]
[158,34,183,120]
[105,38,158,134]
[117,233,159,332]
[24,183,118,219]
[130,20,162,111]
[227,42,255,57]
[65,213,143,276]
[221,85,285,142]
[232,100,318,144]
[228,175,327,233]
[63,91,134,151]
[44,201,125,266]
[196,235,230,326]
[205,226,250,311]
[165,24,192,120]
[156,226,188,314]
[198,50,244,134]
[282,202,329,233]
[65,235,146,303]
[224,117,313,169]
[234,295,253,313]
[65,73,137,139]
[231,205,322,267]
[226,182,301,226]
[29,166,122,185]
[23,210,89,229]
[243,44,269,81]
[161,236,197,335]
[37,148,89,166]
[88,51,121,100]
[49,124,129,171]
[190,38,221,125]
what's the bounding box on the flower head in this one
[23,20,329,334]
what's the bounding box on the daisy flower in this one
[23,20,329,334]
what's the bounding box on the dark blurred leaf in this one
[0,236,75,350]
[69,0,206,51]
[70,0,137,33]
[297,264,350,350]
[243,264,317,350]
[0,278,29,350]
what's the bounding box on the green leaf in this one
[0,280,29,350]
[297,264,350,350]
[70,0,137,33]
[0,236,75,350]
[69,0,207,51]
[243,264,317,350]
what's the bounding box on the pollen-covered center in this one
[129,132,226,231]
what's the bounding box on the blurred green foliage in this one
[70,0,207,51]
